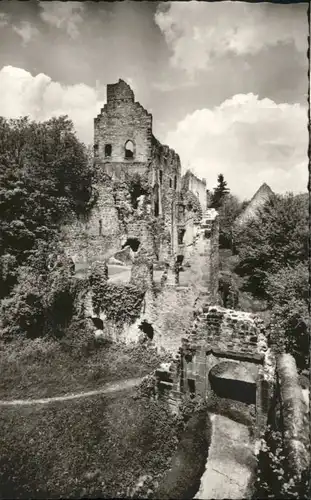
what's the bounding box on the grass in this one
[0,336,169,400]
[0,390,179,499]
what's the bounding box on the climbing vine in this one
[91,279,145,325]
[253,424,310,499]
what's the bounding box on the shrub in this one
[253,425,310,499]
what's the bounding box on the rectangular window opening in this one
[188,379,196,397]
[105,144,112,157]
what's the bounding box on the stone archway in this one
[209,360,257,405]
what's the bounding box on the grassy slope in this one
[0,390,178,499]
[0,338,169,400]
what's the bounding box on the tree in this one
[0,116,94,298]
[217,194,243,248]
[266,263,309,370]
[234,193,308,297]
[211,174,230,209]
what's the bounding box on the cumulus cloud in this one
[155,2,307,75]
[165,93,308,198]
[39,1,84,39]
[0,65,102,144]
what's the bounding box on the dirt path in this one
[0,377,143,407]
[194,414,256,499]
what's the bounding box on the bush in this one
[0,253,80,340]
[253,425,310,499]
[266,264,309,370]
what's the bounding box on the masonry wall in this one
[276,353,309,477]
[151,138,181,261]
[62,79,185,266]
[61,180,123,265]
[182,170,207,213]
[94,79,152,165]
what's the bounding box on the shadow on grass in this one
[154,408,212,500]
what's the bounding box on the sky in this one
[0,0,308,199]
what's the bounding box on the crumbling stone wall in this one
[150,138,181,261]
[182,170,207,213]
[276,353,309,478]
[95,79,152,165]
[62,79,185,268]
[154,302,275,435]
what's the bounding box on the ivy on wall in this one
[90,265,145,325]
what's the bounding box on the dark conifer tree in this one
[211,173,230,208]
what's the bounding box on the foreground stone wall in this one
[154,300,275,438]
[276,353,309,478]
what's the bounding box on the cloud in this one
[0,12,39,45]
[155,2,307,75]
[39,1,84,39]
[12,21,39,45]
[0,65,102,144]
[165,93,308,198]
[0,12,9,27]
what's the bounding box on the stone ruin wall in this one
[155,304,275,435]
[61,79,183,269]
[60,80,309,484]
[82,207,220,355]
[275,353,309,479]
[182,170,207,213]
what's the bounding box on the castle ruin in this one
[62,79,308,487]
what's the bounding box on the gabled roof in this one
[235,183,274,227]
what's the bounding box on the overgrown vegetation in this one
[233,192,309,370]
[253,415,310,499]
[90,266,145,324]
[0,335,168,400]
[0,390,179,499]
[208,173,245,248]
[0,116,94,298]
[0,249,84,341]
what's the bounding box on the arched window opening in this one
[188,379,196,398]
[121,238,140,252]
[139,321,154,340]
[125,140,134,159]
[91,317,104,330]
[159,170,163,185]
[174,175,177,190]
[105,144,112,157]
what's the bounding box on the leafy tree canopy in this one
[234,193,308,297]
[0,115,94,297]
